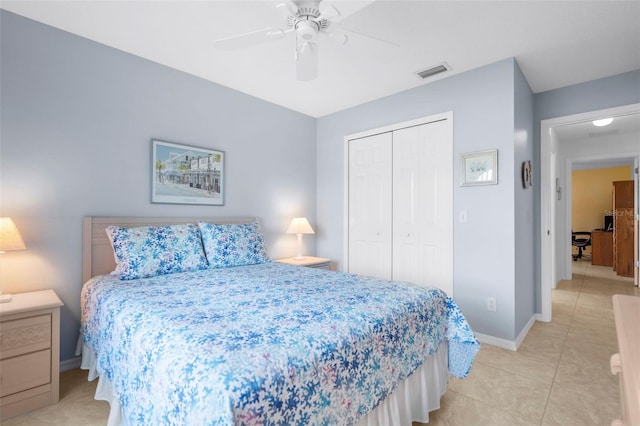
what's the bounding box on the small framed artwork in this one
[151,139,224,205]
[460,149,498,186]
[522,160,533,188]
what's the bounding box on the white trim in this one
[515,315,537,349]
[60,356,82,372]
[563,159,573,280]
[540,103,640,323]
[343,131,350,272]
[342,111,453,271]
[475,332,517,351]
[345,113,452,142]
[475,315,537,351]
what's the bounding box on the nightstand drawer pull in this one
[0,349,51,397]
[0,315,51,360]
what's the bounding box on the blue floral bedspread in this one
[81,262,479,425]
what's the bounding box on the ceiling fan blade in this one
[342,26,399,50]
[328,24,399,61]
[320,0,375,22]
[276,1,298,20]
[328,26,348,45]
[276,0,298,21]
[296,41,318,81]
[318,3,340,21]
[213,27,287,50]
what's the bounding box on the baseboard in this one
[476,315,538,351]
[514,315,536,349]
[475,333,517,351]
[60,356,82,372]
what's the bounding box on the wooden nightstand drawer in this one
[0,314,51,360]
[275,256,332,270]
[307,262,331,270]
[0,290,63,421]
[0,349,51,397]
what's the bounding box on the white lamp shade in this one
[286,217,315,234]
[0,217,26,252]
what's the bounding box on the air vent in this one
[415,63,450,80]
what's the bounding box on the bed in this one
[79,216,479,425]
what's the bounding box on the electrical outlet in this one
[487,297,497,312]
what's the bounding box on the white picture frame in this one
[460,149,498,186]
[151,139,224,205]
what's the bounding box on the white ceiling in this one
[555,113,640,170]
[554,113,640,142]
[2,0,640,118]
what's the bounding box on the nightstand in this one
[0,290,64,421]
[275,256,332,270]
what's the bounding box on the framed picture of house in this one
[151,139,224,205]
[460,149,498,186]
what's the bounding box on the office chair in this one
[572,231,592,261]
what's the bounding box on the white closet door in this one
[392,120,453,295]
[348,133,393,280]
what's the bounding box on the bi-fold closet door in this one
[347,116,453,295]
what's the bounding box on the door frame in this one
[540,103,640,322]
[343,111,453,274]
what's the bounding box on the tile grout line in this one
[538,259,586,425]
[445,389,539,425]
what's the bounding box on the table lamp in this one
[286,217,314,260]
[0,217,27,303]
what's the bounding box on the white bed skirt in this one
[81,341,448,426]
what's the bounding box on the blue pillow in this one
[198,222,269,268]
[106,224,209,280]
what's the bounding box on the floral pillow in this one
[106,224,209,280]
[198,221,269,268]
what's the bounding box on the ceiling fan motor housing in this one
[287,1,330,43]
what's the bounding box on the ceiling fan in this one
[213,0,399,81]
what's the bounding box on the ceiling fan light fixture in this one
[298,41,314,56]
[415,63,450,80]
[296,20,319,42]
[296,41,317,81]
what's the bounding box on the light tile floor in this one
[423,259,637,426]
[3,260,636,425]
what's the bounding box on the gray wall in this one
[532,70,640,312]
[513,63,535,335]
[317,58,528,340]
[0,11,317,362]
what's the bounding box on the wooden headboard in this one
[82,216,258,283]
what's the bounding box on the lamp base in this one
[0,293,12,303]
[294,233,306,261]
[293,256,306,261]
